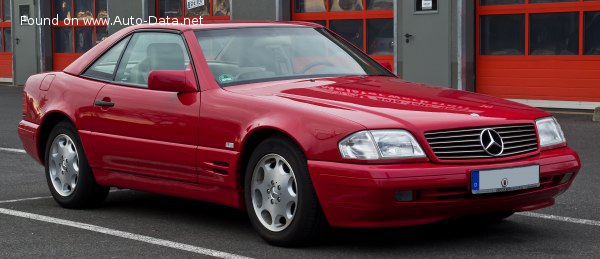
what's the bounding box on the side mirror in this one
[379,61,393,72]
[148,69,197,93]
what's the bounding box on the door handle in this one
[94,100,114,107]
[404,33,413,43]
[15,38,20,45]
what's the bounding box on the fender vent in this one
[204,161,230,175]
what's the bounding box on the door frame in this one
[400,0,451,87]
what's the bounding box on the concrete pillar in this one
[593,107,600,122]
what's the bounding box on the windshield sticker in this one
[219,74,234,83]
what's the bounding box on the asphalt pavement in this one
[1,85,599,258]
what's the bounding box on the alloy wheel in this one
[48,134,80,197]
[251,154,298,232]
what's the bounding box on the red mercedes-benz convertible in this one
[18,22,580,246]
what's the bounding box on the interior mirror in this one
[379,62,393,72]
[148,69,197,93]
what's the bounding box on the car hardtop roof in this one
[126,20,323,32]
[62,20,323,75]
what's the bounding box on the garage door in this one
[476,0,600,103]
[51,0,231,71]
[52,0,110,71]
[292,0,395,70]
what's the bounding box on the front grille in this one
[424,124,538,160]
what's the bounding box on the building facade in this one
[3,0,600,109]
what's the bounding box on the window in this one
[530,12,579,55]
[480,0,524,5]
[367,0,393,10]
[480,14,525,55]
[367,19,394,55]
[330,20,364,49]
[213,0,230,16]
[195,27,391,87]
[96,27,108,44]
[74,0,93,19]
[186,0,209,17]
[83,36,131,80]
[76,27,94,53]
[585,12,600,55]
[114,33,190,87]
[19,5,30,19]
[295,0,326,13]
[3,0,11,21]
[54,27,73,53]
[158,0,182,17]
[311,20,327,27]
[3,28,10,53]
[53,0,111,56]
[157,0,230,18]
[96,0,108,19]
[55,0,72,19]
[0,0,12,54]
[330,0,363,11]
[292,0,394,69]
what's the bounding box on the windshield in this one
[194,27,394,87]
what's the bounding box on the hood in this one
[225,76,549,132]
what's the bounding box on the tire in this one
[244,136,326,247]
[44,121,109,209]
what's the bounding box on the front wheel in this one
[244,136,326,246]
[45,121,109,209]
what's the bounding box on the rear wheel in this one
[244,136,326,246]
[45,121,109,209]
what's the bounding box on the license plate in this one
[471,165,540,194]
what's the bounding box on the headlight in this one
[339,130,426,160]
[536,117,566,147]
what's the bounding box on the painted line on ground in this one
[0,196,52,204]
[0,190,128,205]
[517,212,600,227]
[0,208,252,259]
[0,147,26,154]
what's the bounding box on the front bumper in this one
[308,147,581,228]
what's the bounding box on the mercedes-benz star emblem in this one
[480,129,504,156]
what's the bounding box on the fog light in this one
[395,191,414,202]
[560,173,574,184]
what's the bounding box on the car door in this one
[89,31,200,183]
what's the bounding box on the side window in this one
[114,32,190,88]
[83,36,131,81]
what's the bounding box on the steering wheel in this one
[299,61,336,74]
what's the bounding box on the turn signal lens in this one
[338,131,379,160]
